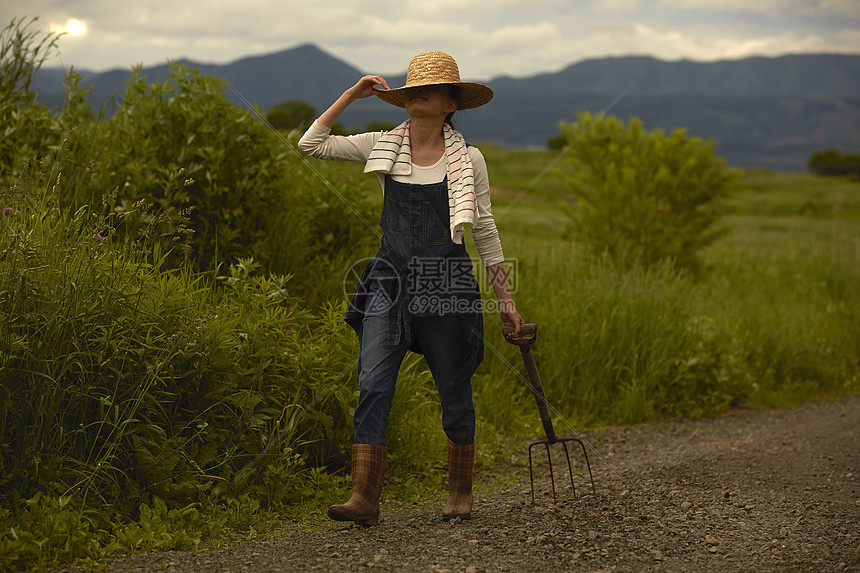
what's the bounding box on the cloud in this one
[655,0,792,16]
[815,0,860,19]
[592,0,641,13]
[627,21,860,61]
[7,0,859,78]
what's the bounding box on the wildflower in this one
[3,207,13,215]
[93,233,105,241]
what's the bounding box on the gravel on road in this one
[73,394,860,572]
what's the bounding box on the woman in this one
[299,51,522,525]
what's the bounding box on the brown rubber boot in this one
[442,440,474,520]
[328,444,387,526]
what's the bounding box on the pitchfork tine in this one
[560,440,576,497]
[504,323,597,506]
[527,437,595,505]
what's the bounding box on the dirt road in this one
[89,394,860,572]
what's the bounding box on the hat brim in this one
[374,82,493,110]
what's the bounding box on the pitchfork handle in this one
[520,345,558,444]
[503,324,558,444]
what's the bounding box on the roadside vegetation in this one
[1,17,858,570]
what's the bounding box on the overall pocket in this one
[422,201,450,246]
[384,194,411,239]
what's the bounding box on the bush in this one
[557,112,733,272]
[51,62,294,273]
[265,100,316,131]
[0,17,61,178]
[3,18,382,299]
[0,175,363,567]
[45,63,380,299]
[808,149,860,179]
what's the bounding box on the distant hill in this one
[31,45,860,171]
[31,44,363,113]
[490,54,860,97]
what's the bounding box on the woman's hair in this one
[445,85,462,129]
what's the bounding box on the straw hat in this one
[374,51,493,110]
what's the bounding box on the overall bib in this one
[345,175,485,446]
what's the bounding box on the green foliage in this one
[557,112,733,272]
[1,20,382,298]
[265,100,316,131]
[0,493,109,568]
[0,176,362,568]
[474,253,738,427]
[0,17,62,177]
[0,17,59,104]
[474,155,860,429]
[52,62,289,273]
[808,148,860,179]
[2,62,380,301]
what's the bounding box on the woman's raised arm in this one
[317,75,390,128]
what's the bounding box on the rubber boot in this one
[328,444,387,526]
[442,440,474,520]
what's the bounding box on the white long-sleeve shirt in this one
[298,120,505,267]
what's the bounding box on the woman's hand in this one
[348,75,390,100]
[317,75,390,128]
[500,300,524,338]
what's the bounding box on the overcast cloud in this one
[2,0,859,80]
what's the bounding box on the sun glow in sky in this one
[49,18,87,37]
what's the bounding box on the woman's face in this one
[404,85,458,119]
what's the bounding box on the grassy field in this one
[306,144,860,431]
[2,139,858,569]
[466,147,860,434]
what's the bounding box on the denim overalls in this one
[345,175,485,447]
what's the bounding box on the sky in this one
[3,0,860,80]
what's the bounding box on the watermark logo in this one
[341,257,401,315]
[342,256,519,316]
[406,257,519,296]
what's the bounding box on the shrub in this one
[265,100,316,131]
[0,17,61,178]
[557,112,733,272]
[808,149,860,179]
[0,175,361,567]
[3,19,381,298]
[51,62,294,273]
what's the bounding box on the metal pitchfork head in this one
[503,323,595,505]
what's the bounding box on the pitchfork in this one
[503,323,596,505]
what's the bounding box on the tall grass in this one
[702,215,860,406]
[469,160,860,435]
[473,248,735,429]
[0,171,356,567]
[0,166,452,569]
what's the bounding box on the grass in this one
[465,148,860,434]
[2,141,859,570]
[0,176,367,569]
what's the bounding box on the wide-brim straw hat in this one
[374,51,493,110]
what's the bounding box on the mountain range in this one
[32,44,860,171]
